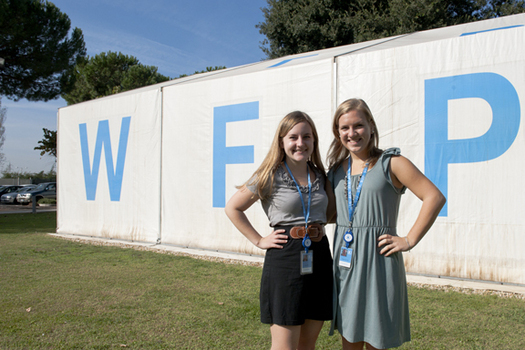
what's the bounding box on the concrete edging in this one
[50,233,525,297]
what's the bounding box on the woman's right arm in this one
[224,186,287,249]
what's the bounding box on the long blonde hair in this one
[244,111,325,200]
[327,98,382,170]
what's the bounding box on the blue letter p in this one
[425,73,520,216]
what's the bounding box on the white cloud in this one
[84,27,208,77]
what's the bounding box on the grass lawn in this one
[1,212,524,349]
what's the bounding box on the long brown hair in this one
[327,98,382,170]
[244,111,325,199]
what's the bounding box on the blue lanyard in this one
[345,158,369,246]
[284,161,312,251]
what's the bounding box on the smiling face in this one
[280,121,314,165]
[338,109,373,159]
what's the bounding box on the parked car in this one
[0,185,23,197]
[1,185,37,204]
[17,182,56,205]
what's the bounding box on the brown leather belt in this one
[289,223,325,242]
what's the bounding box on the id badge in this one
[300,250,313,275]
[339,247,352,268]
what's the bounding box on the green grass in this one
[1,213,524,349]
[0,211,56,233]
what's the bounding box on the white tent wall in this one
[57,89,163,242]
[335,25,525,284]
[56,13,525,284]
[161,59,334,255]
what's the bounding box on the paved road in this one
[0,203,57,214]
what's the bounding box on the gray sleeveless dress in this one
[248,165,333,326]
[328,148,410,349]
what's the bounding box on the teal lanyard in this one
[344,158,369,247]
[284,161,312,252]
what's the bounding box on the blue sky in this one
[1,0,268,173]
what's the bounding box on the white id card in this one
[339,247,352,268]
[300,250,313,275]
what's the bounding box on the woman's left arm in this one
[378,155,446,256]
[325,179,337,224]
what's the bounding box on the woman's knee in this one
[270,324,301,350]
[297,320,324,350]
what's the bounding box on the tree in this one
[61,51,170,105]
[257,0,356,59]
[0,98,6,167]
[0,0,86,101]
[2,165,56,180]
[41,52,170,158]
[34,127,56,158]
[178,66,227,78]
[475,0,525,17]
[257,0,525,59]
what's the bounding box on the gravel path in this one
[52,234,525,300]
[5,204,522,300]
[0,204,56,212]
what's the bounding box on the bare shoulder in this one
[389,155,424,189]
[390,154,418,171]
[390,155,444,203]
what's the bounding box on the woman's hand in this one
[257,229,288,249]
[377,234,410,256]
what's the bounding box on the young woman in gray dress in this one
[225,111,334,350]
[326,99,446,350]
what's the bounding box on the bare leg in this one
[342,336,364,350]
[342,337,381,350]
[297,319,324,350]
[270,324,301,350]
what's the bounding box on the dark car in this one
[0,185,23,197]
[17,182,56,205]
[1,185,37,204]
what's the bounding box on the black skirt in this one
[260,225,333,325]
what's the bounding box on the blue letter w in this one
[79,117,131,201]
